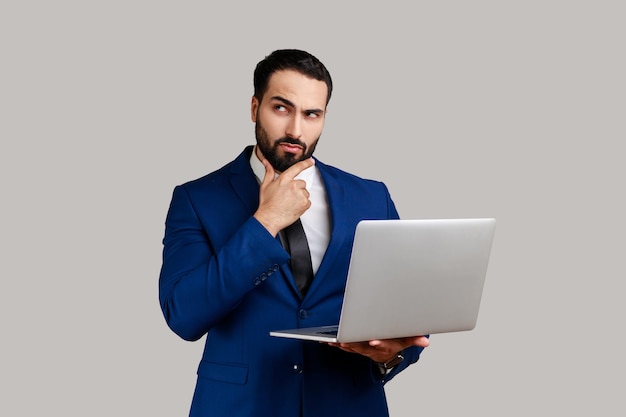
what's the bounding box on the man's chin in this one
[274,154,309,172]
[282,154,305,166]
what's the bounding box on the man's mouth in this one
[279,142,303,154]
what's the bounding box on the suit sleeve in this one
[158,185,289,341]
[376,342,428,384]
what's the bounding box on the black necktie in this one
[283,218,314,297]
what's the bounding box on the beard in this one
[255,119,319,172]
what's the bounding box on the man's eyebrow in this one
[270,95,325,115]
[306,108,325,115]
[270,96,295,108]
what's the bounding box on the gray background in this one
[2,1,624,416]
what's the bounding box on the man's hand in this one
[254,158,315,236]
[327,336,430,364]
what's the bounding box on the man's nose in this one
[285,115,302,139]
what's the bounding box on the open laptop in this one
[270,218,496,343]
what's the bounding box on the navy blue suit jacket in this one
[159,146,425,416]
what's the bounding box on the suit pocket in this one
[197,360,248,385]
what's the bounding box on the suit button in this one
[298,309,308,319]
[292,364,303,373]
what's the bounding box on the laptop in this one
[270,218,496,343]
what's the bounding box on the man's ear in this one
[250,96,259,122]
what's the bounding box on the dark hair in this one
[253,49,333,105]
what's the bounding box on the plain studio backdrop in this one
[1,1,624,416]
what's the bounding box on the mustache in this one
[275,137,307,150]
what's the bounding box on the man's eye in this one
[275,105,287,112]
[306,112,319,118]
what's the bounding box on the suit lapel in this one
[228,146,261,215]
[303,161,351,299]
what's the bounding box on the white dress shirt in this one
[250,147,331,274]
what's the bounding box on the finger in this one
[369,340,383,348]
[413,336,430,348]
[280,157,315,180]
[292,179,310,193]
[397,336,430,348]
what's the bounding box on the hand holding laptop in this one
[327,335,430,364]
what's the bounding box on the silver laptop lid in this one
[335,218,496,342]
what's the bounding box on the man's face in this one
[251,70,327,172]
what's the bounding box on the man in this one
[159,49,430,417]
